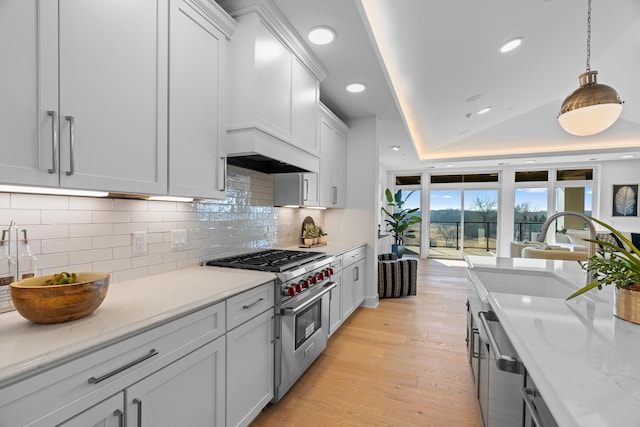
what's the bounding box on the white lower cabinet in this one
[328,267,343,337]
[56,393,124,427]
[2,302,226,427]
[341,246,367,319]
[57,336,226,427]
[125,336,226,427]
[225,283,275,427]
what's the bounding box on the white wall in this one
[325,116,379,307]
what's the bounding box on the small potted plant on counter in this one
[303,224,319,246]
[567,217,640,324]
[317,226,327,244]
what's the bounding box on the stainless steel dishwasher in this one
[477,310,525,427]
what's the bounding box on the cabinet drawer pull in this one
[113,409,124,427]
[46,110,58,174]
[218,156,227,192]
[471,328,479,358]
[521,387,544,427]
[242,297,264,310]
[332,186,337,204]
[64,115,75,176]
[133,398,143,426]
[88,349,158,384]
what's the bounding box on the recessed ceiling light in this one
[308,26,335,45]
[500,37,523,53]
[477,107,491,115]
[346,83,366,93]
[621,154,636,159]
[391,145,400,151]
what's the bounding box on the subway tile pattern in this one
[0,166,324,284]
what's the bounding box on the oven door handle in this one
[282,281,337,316]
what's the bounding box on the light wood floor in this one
[251,258,481,427]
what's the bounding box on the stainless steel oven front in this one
[274,270,336,402]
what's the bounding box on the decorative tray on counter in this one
[298,242,327,249]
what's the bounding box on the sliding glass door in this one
[429,189,498,258]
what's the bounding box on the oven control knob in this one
[310,276,318,285]
[316,271,325,280]
[284,286,296,297]
[326,268,334,276]
[301,280,311,289]
[295,283,303,293]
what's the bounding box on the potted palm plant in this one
[381,188,421,258]
[567,217,640,324]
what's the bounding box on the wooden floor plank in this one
[251,258,480,426]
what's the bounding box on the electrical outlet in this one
[171,229,188,249]
[132,231,147,256]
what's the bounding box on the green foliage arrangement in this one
[567,217,640,300]
[303,224,320,239]
[381,188,421,245]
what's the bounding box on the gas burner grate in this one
[205,249,326,273]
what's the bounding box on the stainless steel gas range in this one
[205,249,336,402]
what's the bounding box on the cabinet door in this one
[341,263,356,319]
[58,0,168,194]
[227,309,274,427]
[328,270,342,336]
[55,393,124,427]
[331,129,347,208]
[353,260,365,306]
[291,58,319,154]
[0,0,58,187]
[125,336,225,427]
[168,0,227,199]
[319,109,347,208]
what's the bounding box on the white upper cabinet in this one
[1,0,168,194]
[1,0,234,199]
[57,0,169,194]
[218,0,327,173]
[319,103,348,208]
[0,0,59,187]
[168,0,235,199]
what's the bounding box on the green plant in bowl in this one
[567,217,640,300]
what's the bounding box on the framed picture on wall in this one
[612,184,638,216]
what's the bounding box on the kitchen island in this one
[467,256,639,427]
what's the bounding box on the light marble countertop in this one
[0,266,275,387]
[468,256,635,427]
[278,240,366,258]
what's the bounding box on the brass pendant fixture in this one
[558,0,623,136]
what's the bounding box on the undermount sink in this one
[468,268,608,312]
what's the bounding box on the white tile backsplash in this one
[0,166,324,284]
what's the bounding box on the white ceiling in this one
[272,0,640,172]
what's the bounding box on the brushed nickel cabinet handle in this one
[133,398,143,426]
[64,115,75,176]
[88,349,158,384]
[521,387,544,427]
[242,297,264,310]
[332,186,337,204]
[46,110,58,174]
[218,156,227,192]
[113,409,124,427]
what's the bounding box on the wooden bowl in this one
[10,272,110,324]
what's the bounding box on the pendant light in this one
[558,0,623,136]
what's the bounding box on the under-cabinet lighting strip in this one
[0,185,108,198]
